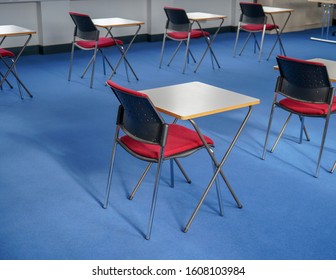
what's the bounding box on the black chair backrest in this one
[164,6,191,32]
[69,12,99,41]
[276,55,332,104]
[107,80,167,145]
[239,2,266,24]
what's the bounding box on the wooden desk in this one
[187,12,227,73]
[0,25,36,98]
[92,17,144,81]
[308,0,336,43]
[141,82,260,232]
[274,58,336,82]
[263,6,294,60]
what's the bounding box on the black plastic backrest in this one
[69,12,99,41]
[276,55,332,104]
[239,2,266,24]
[164,6,191,32]
[107,80,167,145]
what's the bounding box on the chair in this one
[159,6,219,73]
[103,80,222,240]
[262,55,336,177]
[233,2,280,61]
[0,48,22,98]
[68,12,127,88]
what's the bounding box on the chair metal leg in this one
[129,162,153,200]
[270,112,293,153]
[103,131,119,209]
[258,28,267,62]
[299,115,310,142]
[262,103,277,159]
[167,41,183,67]
[233,26,241,57]
[145,157,164,240]
[330,160,336,173]
[314,115,331,178]
[173,159,192,184]
[239,33,253,56]
[159,34,167,68]
[68,42,75,82]
[182,36,191,74]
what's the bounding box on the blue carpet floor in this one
[1,28,336,260]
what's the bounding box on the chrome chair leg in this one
[314,115,331,178]
[270,113,293,153]
[330,160,336,173]
[145,156,164,240]
[262,103,276,159]
[129,162,153,200]
[174,159,192,184]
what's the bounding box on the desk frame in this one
[263,7,293,60]
[92,18,144,81]
[0,25,36,98]
[141,82,260,232]
[187,12,227,73]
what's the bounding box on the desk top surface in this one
[141,82,260,120]
[92,18,145,28]
[187,12,227,21]
[263,6,294,14]
[0,25,36,36]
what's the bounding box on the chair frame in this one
[262,55,336,177]
[103,81,223,240]
[233,2,282,61]
[159,6,219,73]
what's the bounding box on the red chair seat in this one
[241,23,278,32]
[0,48,15,58]
[167,29,210,40]
[76,37,123,49]
[279,98,336,115]
[120,124,214,159]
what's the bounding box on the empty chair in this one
[103,80,222,240]
[68,12,127,88]
[262,55,336,177]
[0,48,22,98]
[159,6,219,73]
[233,2,281,61]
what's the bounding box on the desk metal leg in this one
[193,18,223,73]
[105,26,140,81]
[184,106,253,233]
[0,34,33,98]
[267,12,291,60]
[311,4,336,44]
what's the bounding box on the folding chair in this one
[68,12,128,88]
[233,2,281,61]
[103,80,223,239]
[159,6,219,73]
[262,55,336,177]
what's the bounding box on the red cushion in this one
[279,98,336,115]
[76,37,123,49]
[277,55,326,67]
[167,29,210,40]
[241,23,278,31]
[0,48,15,58]
[120,124,214,159]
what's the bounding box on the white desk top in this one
[0,25,36,37]
[141,82,260,120]
[308,0,336,4]
[92,18,144,28]
[263,6,294,14]
[187,12,227,21]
